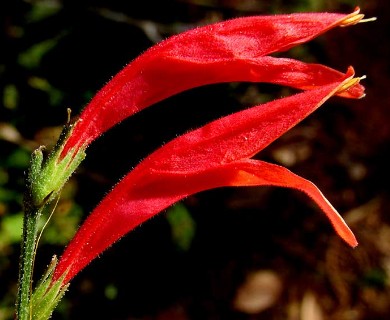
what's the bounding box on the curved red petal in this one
[62,10,361,154]
[54,72,360,284]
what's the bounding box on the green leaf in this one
[0,212,23,244]
[7,148,31,169]
[18,39,58,69]
[166,203,196,251]
[3,84,19,110]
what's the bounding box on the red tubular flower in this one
[54,68,363,284]
[52,8,370,284]
[62,8,365,155]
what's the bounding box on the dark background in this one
[1,0,389,319]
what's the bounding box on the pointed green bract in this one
[27,123,86,208]
[31,256,69,320]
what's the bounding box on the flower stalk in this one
[16,202,43,320]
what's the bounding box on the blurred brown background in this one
[1,0,389,319]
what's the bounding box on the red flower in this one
[62,8,364,156]
[54,9,367,284]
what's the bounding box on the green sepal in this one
[29,147,44,183]
[30,256,58,304]
[27,122,86,208]
[31,256,69,320]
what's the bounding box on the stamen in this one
[359,17,378,23]
[340,7,377,27]
[336,76,366,97]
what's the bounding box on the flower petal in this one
[137,67,359,171]
[62,9,364,153]
[54,70,361,284]
[222,159,357,247]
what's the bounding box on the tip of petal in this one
[330,211,359,248]
[339,7,377,27]
[344,231,359,248]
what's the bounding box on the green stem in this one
[16,198,43,320]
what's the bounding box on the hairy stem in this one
[16,198,43,320]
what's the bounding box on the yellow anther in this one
[359,17,377,23]
[336,76,366,97]
[340,8,377,27]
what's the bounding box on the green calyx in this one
[31,256,69,320]
[26,122,86,209]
